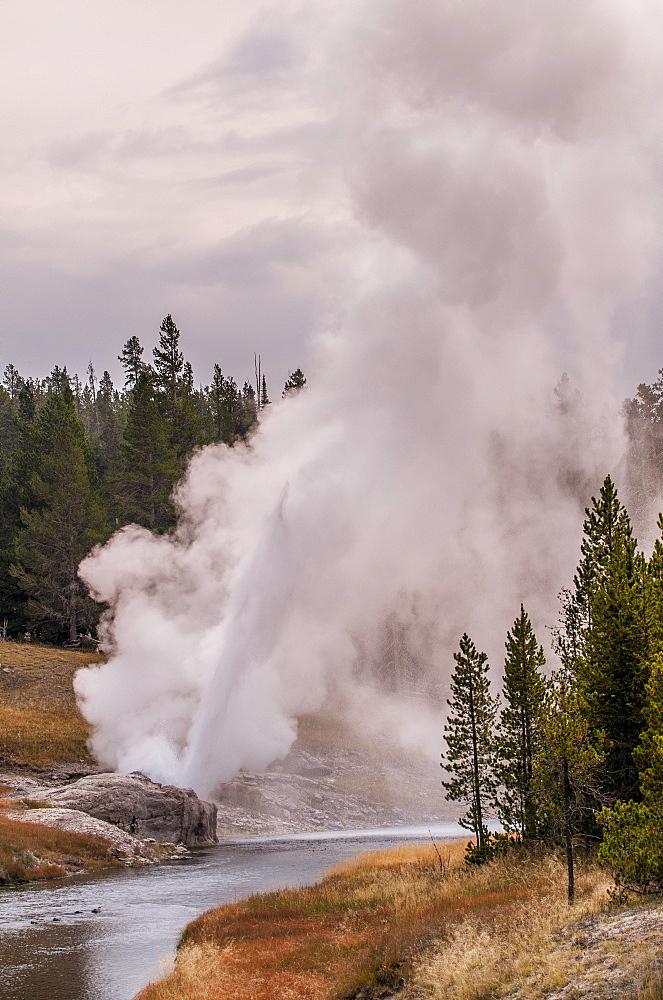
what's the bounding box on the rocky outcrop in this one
[40,772,218,846]
[17,772,218,846]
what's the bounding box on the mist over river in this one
[0,823,463,1000]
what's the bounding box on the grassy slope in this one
[0,642,121,882]
[135,842,615,1000]
[0,641,102,770]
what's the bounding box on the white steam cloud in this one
[76,0,662,798]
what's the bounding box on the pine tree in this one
[633,651,663,801]
[260,374,270,408]
[0,385,18,451]
[46,366,70,396]
[283,368,307,398]
[118,336,145,390]
[551,476,655,803]
[115,370,179,532]
[553,372,581,416]
[77,384,96,437]
[0,380,42,633]
[442,633,498,859]
[573,476,633,634]
[153,315,184,406]
[649,512,663,587]
[9,385,108,642]
[553,587,586,677]
[92,371,120,486]
[85,362,97,433]
[182,361,194,394]
[2,364,23,400]
[238,382,258,438]
[207,364,224,442]
[535,673,605,903]
[555,476,634,677]
[207,365,240,444]
[495,605,547,840]
[599,652,663,894]
[580,527,654,802]
[171,383,206,464]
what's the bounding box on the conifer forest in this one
[0,314,306,646]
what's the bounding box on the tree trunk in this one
[469,679,483,850]
[562,756,575,904]
[68,565,77,644]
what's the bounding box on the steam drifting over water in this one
[75,0,662,797]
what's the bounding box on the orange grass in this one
[0,813,120,883]
[136,841,609,1000]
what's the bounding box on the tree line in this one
[0,314,306,644]
[442,472,663,899]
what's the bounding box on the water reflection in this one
[0,823,463,1000]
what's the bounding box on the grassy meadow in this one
[0,640,102,769]
[136,841,616,1000]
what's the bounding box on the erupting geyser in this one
[75,0,662,798]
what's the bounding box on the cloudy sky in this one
[1,0,661,396]
[0,0,360,392]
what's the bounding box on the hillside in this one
[0,641,102,776]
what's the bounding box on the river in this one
[0,822,464,1000]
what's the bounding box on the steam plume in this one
[76,0,661,797]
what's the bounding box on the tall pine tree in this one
[535,672,605,903]
[579,499,655,801]
[442,633,498,859]
[495,605,547,841]
[153,314,184,406]
[283,368,307,397]
[118,336,145,390]
[599,652,663,894]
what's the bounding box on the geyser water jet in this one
[75,0,662,798]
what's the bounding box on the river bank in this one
[136,842,663,1000]
[0,771,217,884]
[0,790,194,885]
[0,827,458,1000]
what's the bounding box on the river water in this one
[0,822,464,1000]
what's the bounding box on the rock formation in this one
[3,772,218,846]
[40,772,218,846]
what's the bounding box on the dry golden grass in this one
[136,841,612,1000]
[638,968,663,999]
[0,812,120,884]
[0,706,90,767]
[0,640,103,768]
[406,855,611,1000]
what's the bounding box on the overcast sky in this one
[1,0,661,396]
[0,0,359,393]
